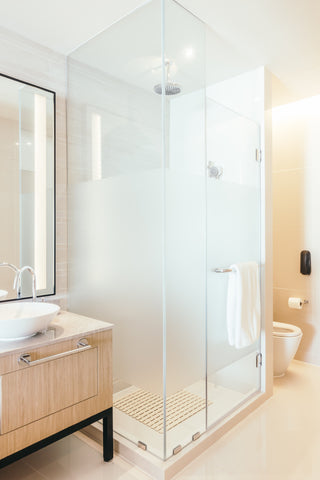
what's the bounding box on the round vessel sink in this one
[0,302,60,340]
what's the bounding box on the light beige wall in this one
[0,27,67,307]
[273,95,320,364]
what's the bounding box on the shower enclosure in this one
[67,0,265,460]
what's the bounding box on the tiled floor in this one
[0,359,319,479]
[0,433,150,480]
[175,359,320,479]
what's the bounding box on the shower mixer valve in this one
[207,162,223,179]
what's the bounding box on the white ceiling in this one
[181,0,320,102]
[0,0,146,54]
[1,0,320,102]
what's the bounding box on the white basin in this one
[0,290,8,300]
[0,302,60,340]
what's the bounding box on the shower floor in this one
[114,388,208,433]
[114,380,255,458]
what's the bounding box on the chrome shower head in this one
[153,61,181,96]
[153,82,181,95]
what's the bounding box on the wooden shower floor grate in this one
[114,388,208,433]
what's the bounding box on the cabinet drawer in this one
[0,346,98,434]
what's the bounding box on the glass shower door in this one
[164,0,207,459]
[206,99,261,428]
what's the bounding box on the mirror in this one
[0,73,55,301]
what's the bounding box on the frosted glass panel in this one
[67,0,165,458]
[206,99,261,428]
[164,0,206,458]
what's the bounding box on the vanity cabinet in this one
[0,312,113,467]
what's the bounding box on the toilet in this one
[273,321,303,377]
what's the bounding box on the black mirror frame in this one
[0,72,56,302]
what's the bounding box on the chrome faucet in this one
[0,262,21,297]
[16,266,37,301]
[0,262,37,300]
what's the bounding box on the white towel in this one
[226,261,261,349]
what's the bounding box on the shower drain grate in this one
[114,388,209,433]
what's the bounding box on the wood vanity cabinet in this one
[0,315,113,468]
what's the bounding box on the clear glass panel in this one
[163,0,206,459]
[67,0,165,458]
[206,98,261,428]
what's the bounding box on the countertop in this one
[0,310,113,357]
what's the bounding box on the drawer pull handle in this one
[18,338,93,366]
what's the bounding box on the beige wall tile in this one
[273,96,320,171]
[273,97,320,364]
[272,111,307,171]
[0,27,67,308]
[273,169,305,227]
[273,221,304,288]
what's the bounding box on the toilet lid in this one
[273,321,302,337]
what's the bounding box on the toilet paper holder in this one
[288,297,309,309]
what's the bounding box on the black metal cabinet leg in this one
[0,409,112,469]
[103,407,113,461]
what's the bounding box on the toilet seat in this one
[273,321,302,337]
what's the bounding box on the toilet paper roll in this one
[288,297,303,310]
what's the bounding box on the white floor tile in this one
[174,360,320,479]
[0,460,47,479]
[0,436,151,480]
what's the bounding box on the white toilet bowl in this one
[273,321,302,377]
